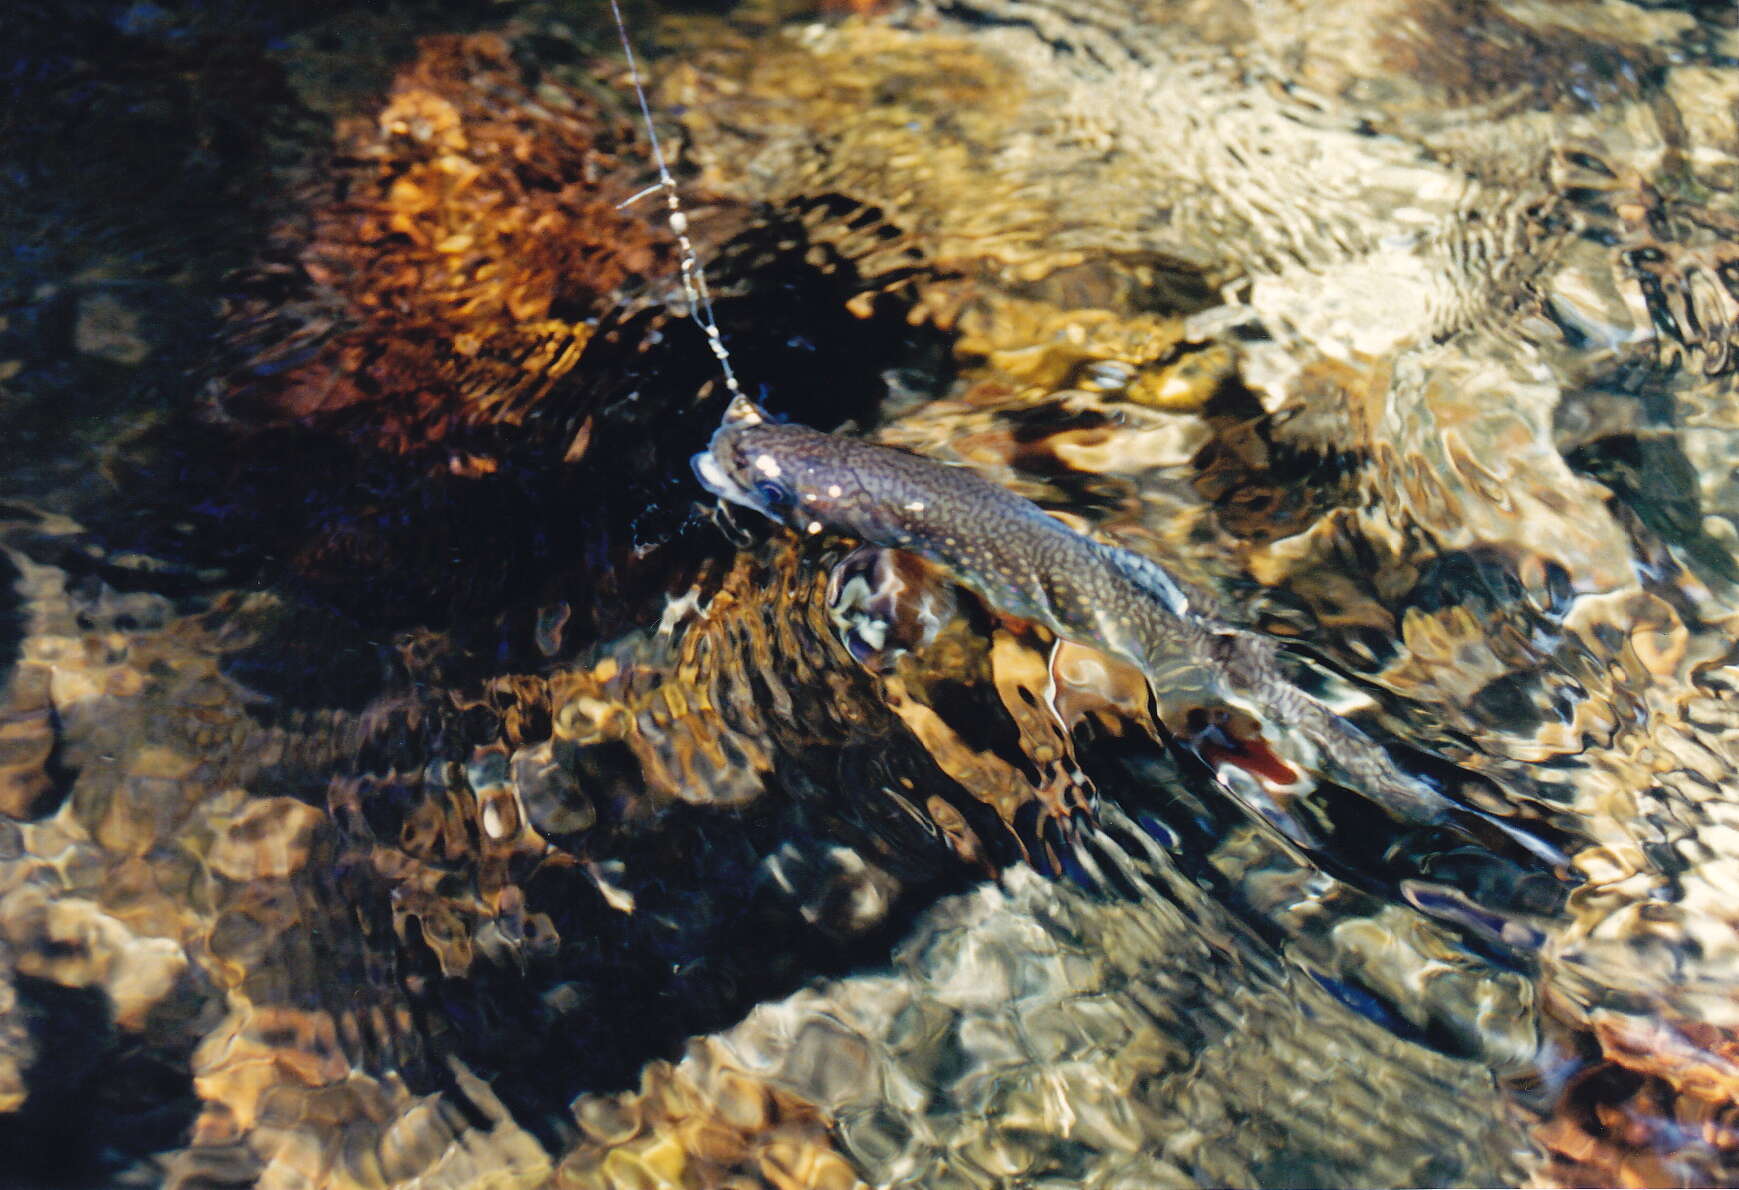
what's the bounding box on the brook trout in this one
[694,417,1464,827]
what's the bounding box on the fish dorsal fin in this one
[1098,542,1191,616]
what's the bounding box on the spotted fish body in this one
[695,418,1455,825]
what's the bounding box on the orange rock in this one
[223,33,677,458]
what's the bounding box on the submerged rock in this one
[6,0,1739,1187]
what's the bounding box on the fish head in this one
[693,419,879,536]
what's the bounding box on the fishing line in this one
[606,0,760,424]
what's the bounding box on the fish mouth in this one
[692,447,760,514]
[691,448,732,498]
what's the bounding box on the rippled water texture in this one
[4,0,1739,1186]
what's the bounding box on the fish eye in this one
[754,478,793,510]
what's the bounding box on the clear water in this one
[3,1,1739,1186]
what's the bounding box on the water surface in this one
[3,0,1739,1186]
